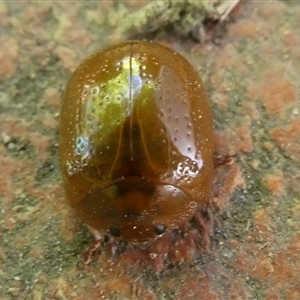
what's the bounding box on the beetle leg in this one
[82,240,102,265]
[191,209,213,250]
[214,154,237,168]
[79,226,105,265]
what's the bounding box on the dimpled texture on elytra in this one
[59,40,214,242]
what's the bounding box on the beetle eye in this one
[154,224,167,235]
[109,225,121,237]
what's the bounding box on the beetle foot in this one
[191,209,213,250]
[82,240,102,265]
[214,154,237,168]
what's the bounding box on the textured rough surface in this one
[0,1,299,299]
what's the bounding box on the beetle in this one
[59,40,214,242]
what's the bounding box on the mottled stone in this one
[0,1,299,299]
[271,119,300,161]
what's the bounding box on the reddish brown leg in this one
[214,154,237,168]
[82,240,102,265]
[78,226,106,265]
[192,210,213,251]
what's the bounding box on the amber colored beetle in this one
[59,40,214,242]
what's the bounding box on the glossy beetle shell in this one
[59,41,214,242]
